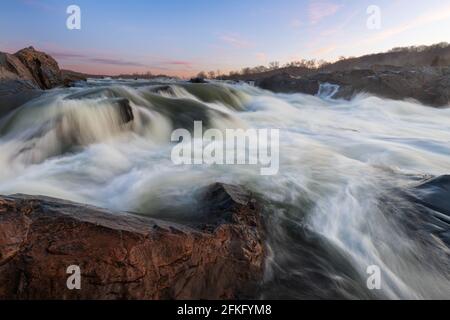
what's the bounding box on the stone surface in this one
[0,183,265,300]
[256,67,450,107]
[14,46,63,89]
[0,52,35,83]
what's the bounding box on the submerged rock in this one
[0,183,265,299]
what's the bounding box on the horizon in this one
[1,0,450,77]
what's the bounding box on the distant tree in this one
[208,71,216,79]
[268,61,280,70]
[197,71,207,79]
[241,67,252,75]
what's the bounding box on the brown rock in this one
[0,183,265,300]
[0,52,36,83]
[14,46,62,89]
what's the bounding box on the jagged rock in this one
[14,46,63,89]
[0,52,35,83]
[0,183,265,300]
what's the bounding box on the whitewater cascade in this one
[0,79,449,299]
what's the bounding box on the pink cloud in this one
[308,1,342,24]
[311,44,337,56]
[163,60,193,67]
[220,34,252,48]
[255,52,267,62]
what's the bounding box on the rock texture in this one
[0,52,35,82]
[257,72,319,95]
[14,46,63,90]
[256,67,450,107]
[0,183,265,300]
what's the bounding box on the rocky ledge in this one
[257,67,450,107]
[0,183,265,300]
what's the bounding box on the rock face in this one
[61,69,88,87]
[14,46,63,90]
[256,67,450,107]
[0,52,35,82]
[0,183,265,300]
[257,73,319,95]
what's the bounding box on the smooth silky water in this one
[0,79,449,299]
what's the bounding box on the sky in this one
[1,0,450,77]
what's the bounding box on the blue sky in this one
[1,0,450,76]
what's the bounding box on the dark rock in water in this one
[408,175,450,245]
[189,77,208,83]
[14,46,63,90]
[412,175,450,217]
[0,80,42,119]
[110,98,134,123]
[257,73,319,94]
[0,183,265,299]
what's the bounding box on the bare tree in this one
[268,61,280,70]
[197,71,207,79]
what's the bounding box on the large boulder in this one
[0,52,35,83]
[0,183,265,300]
[14,46,63,89]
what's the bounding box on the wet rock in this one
[189,77,208,84]
[0,80,42,119]
[0,183,265,299]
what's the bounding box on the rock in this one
[0,52,35,83]
[14,46,63,89]
[257,73,319,94]
[0,80,42,119]
[403,175,450,246]
[256,67,450,107]
[61,69,88,87]
[412,175,450,218]
[0,183,265,299]
[189,77,208,83]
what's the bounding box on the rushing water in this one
[0,79,449,299]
